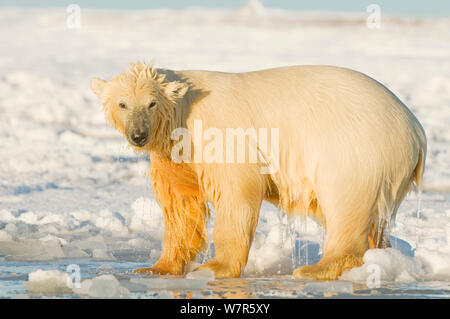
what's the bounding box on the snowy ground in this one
[0,4,449,298]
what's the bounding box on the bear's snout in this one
[130,129,149,146]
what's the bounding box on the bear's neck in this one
[147,69,199,161]
[146,99,186,160]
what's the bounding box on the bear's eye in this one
[119,102,127,109]
[149,101,156,109]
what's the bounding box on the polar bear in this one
[91,62,426,280]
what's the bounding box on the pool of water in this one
[1,259,449,299]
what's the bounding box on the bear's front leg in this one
[134,154,208,276]
[197,170,264,278]
[134,196,207,275]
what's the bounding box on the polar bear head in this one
[91,62,188,152]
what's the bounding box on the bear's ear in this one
[90,78,107,97]
[164,81,189,100]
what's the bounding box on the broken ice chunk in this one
[0,239,65,261]
[92,248,115,260]
[76,275,130,299]
[25,269,73,295]
[62,245,89,258]
[73,279,92,296]
[0,230,12,241]
[120,280,148,293]
[186,269,215,281]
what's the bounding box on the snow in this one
[340,248,426,284]
[238,0,266,16]
[128,197,164,239]
[415,249,450,280]
[0,4,449,298]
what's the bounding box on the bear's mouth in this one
[128,136,149,147]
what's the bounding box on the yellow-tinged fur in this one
[135,153,208,275]
[91,62,426,280]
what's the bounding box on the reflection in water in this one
[146,276,450,299]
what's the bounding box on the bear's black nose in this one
[131,130,148,145]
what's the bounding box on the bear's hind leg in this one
[293,204,369,280]
[368,219,391,249]
[293,254,363,280]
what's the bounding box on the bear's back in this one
[179,65,423,149]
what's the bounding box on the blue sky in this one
[1,0,449,16]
